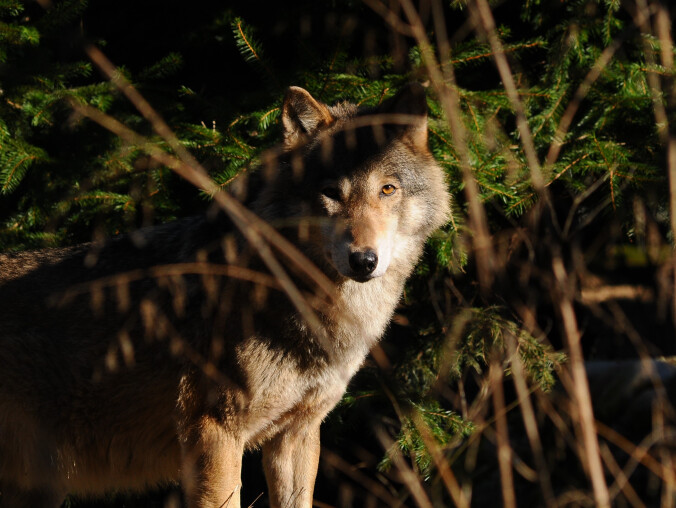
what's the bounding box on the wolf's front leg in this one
[262,423,321,508]
[180,417,244,508]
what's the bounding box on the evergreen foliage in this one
[0,0,673,506]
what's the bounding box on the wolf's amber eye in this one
[381,184,396,196]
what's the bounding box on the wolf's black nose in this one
[349,250,378,276]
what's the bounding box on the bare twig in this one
[545,36,625,168]
[388,0,495,290]
[506,333,557,506]
[595,421,676,486]
[651,2,676,335]
[361,0,415,37]
[552,254,610,508]
[410,413,471,508]
[489,360,517,508]
[321,448,403,507]
[375,427,435,508]
[467,0,545,195]
[600,442,647,508]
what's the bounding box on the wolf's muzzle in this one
[348,249,378,278]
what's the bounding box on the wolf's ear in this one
[379,82,429,148]
[282,87,334,147]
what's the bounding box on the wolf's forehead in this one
[302,132,427,194]
[307,124,396,173]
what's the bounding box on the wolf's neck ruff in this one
[0,84,450,508]
[330,274,403,353]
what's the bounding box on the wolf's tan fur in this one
[0,84,450,507]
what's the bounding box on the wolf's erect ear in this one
[379,82,429,148]
[282,87,334,148]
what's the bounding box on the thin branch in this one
[545,35,625,168]
[552,254,611,508]
[390,0,496,290]
[468,0,545,195]
[507,333,557,506]
[489,360,517,508]
[375,427,435,508]
[411,413,471,508]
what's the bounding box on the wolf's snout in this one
[348,250,378,277]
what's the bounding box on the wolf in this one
[0,83,450,508]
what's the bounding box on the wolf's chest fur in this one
[204,272,404,446]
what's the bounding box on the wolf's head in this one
[253,84,450,283]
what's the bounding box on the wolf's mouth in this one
[348,273,378,283]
